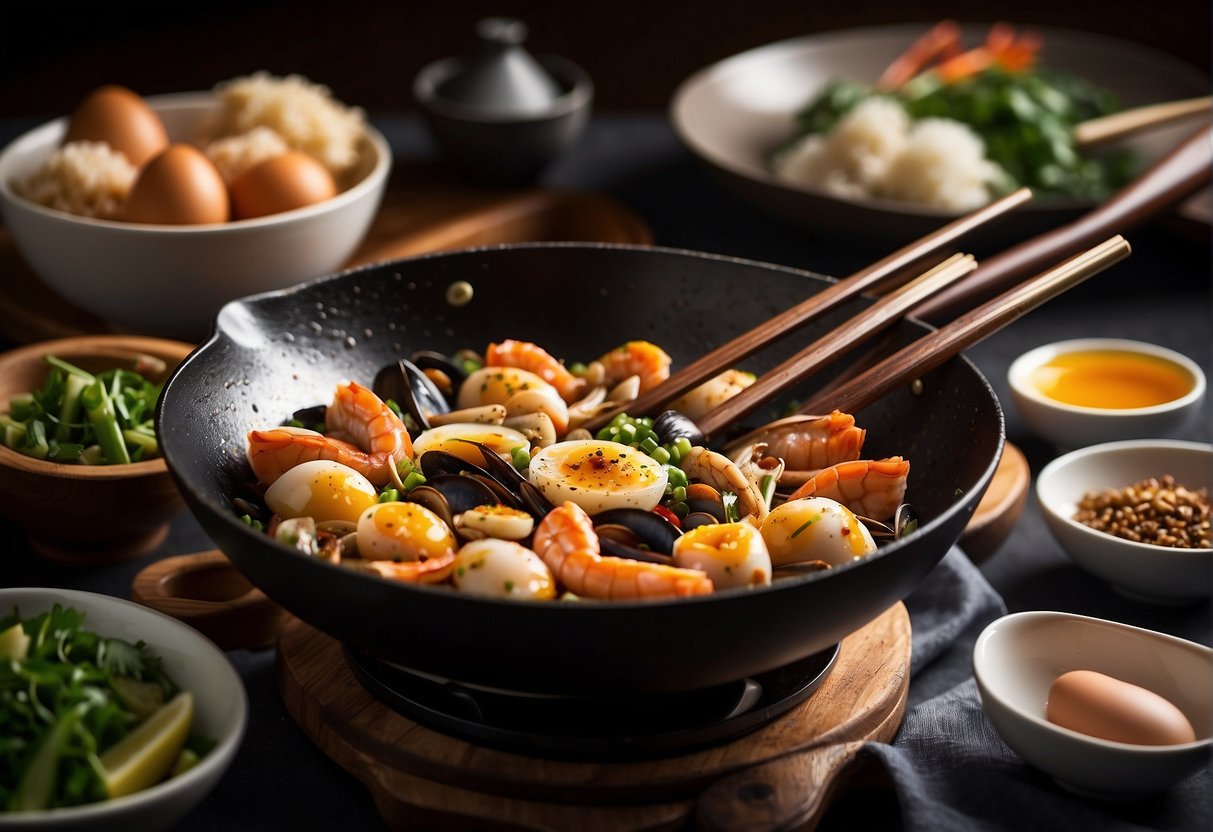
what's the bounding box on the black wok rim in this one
[160,241,1005,616]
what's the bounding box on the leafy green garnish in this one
[778,67,1132,200]
[0,605,196,812]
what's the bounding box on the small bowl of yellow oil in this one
[1008,339,1205,448]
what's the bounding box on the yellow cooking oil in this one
[1029,349,1193,409]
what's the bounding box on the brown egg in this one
[1046,669,1197,746]
[124,144,230,225]
[65,85,169,168]
[228,151,338,220]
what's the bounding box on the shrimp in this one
[486,339,586,403]
[247,381,412,487]
[785,457,910,521]
[533,502,714,599]
[680,446,769,523]
[344,552,457,584]
[597,341,672,393]
[725,411,866,487]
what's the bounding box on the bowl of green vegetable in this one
[671,21,1210,242]
[0,587,246,830]
[0,335,194,563]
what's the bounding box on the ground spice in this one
[1073,475,1210,549]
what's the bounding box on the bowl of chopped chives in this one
[0,335,194,563]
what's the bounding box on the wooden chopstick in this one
[582,187,1032,432]
[913,127,1211,324]
[694,253,978,440]
[795,236,1132,418]
[1075,97,1212,150]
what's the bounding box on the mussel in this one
[652,409,705,447]
[593,507,681,564]
[373,358,450,431]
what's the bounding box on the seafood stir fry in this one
[236,339,912,601]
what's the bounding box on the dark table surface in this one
[2,113,1210,829]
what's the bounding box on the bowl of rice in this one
[670,23,1210,242]
[0,74,391,340]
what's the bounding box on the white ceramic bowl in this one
[1008,338,1205,449]
[0,92,391,340]
[0,588,247,831]
[670,24,1210,242]
[974,610,1212,799]
[1036,439,1212,603]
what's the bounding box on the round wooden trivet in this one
[277,601,910,831]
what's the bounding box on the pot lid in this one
[435,18,565,116]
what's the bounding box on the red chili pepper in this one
[652,505,682,529]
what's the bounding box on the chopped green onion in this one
[80,379,131,465]
[378,488,400,503]
[665,465,688,489]
[403,471,427,492]
[511,446,532,471]
[759,474,777,509]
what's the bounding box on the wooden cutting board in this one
[0,161,653,345]
[276,601,910,831]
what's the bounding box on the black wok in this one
[158,243,1003,695]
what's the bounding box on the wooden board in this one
[276,601,911,831]
[959,440,1030,563]
[0,161,653,344]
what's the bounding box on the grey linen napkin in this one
[844,548,1212,831]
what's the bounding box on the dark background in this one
[2,0,1209,120]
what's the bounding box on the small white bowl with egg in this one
[1007,338,1205,449]
[1036,439,1212,604]
[0,84,391,340]
[973,610,1212,799]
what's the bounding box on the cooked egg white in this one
[760,497,877,568]
[263,459,378,524]
[413,422,529,466]
[672,521,771,589]
[528,439,668,515]
[452,539,556,600]
[356,501,457,561]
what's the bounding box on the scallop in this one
[458,366,558,410]
[760,496,877,568]
[528,439,668,515]
[356,501,457,562]
[263,459,378,525]
[672,521,772,589]
[452,539,556,600]
[412,423,529,466]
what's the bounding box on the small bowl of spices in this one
[1008,338,1205,449]
[1036,439,1211,603]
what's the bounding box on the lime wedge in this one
[100,691,194,799]
[0,623,29,661]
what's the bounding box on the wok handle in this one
[130,549,288,651]
[914,126,1212,324]
[696,741,868,832]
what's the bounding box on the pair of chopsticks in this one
[584,122,1210,439]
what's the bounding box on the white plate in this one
[670,23,1210,241]
[0,588,246,831]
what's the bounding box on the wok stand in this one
[275,602,911,830]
